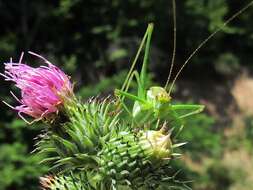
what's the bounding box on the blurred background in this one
[0,0,253,189]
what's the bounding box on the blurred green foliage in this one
[1,0,253,189]
[0,120,48,190]
[180,113,221,158]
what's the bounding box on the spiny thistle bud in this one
[98,127,177,188]
[40,175,55,189]
[1,52,73,122]
[40,175,86,190]
[139,129,172,161]
[36,99,120,173]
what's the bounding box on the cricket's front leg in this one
[115,89,147,104]
[171,104,205,119]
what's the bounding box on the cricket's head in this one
[147,86,171,104]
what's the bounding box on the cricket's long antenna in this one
[168,0,253,95]
[165,0,177,90]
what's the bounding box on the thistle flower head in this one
[1,52,73,121]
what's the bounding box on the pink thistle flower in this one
[1,51,73,123]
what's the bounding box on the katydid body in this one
[115,24,204,128]
[115,87,204,126]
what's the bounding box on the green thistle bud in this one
[36,98,120,172]
[98,127,175,188]
[139,129,172,161]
